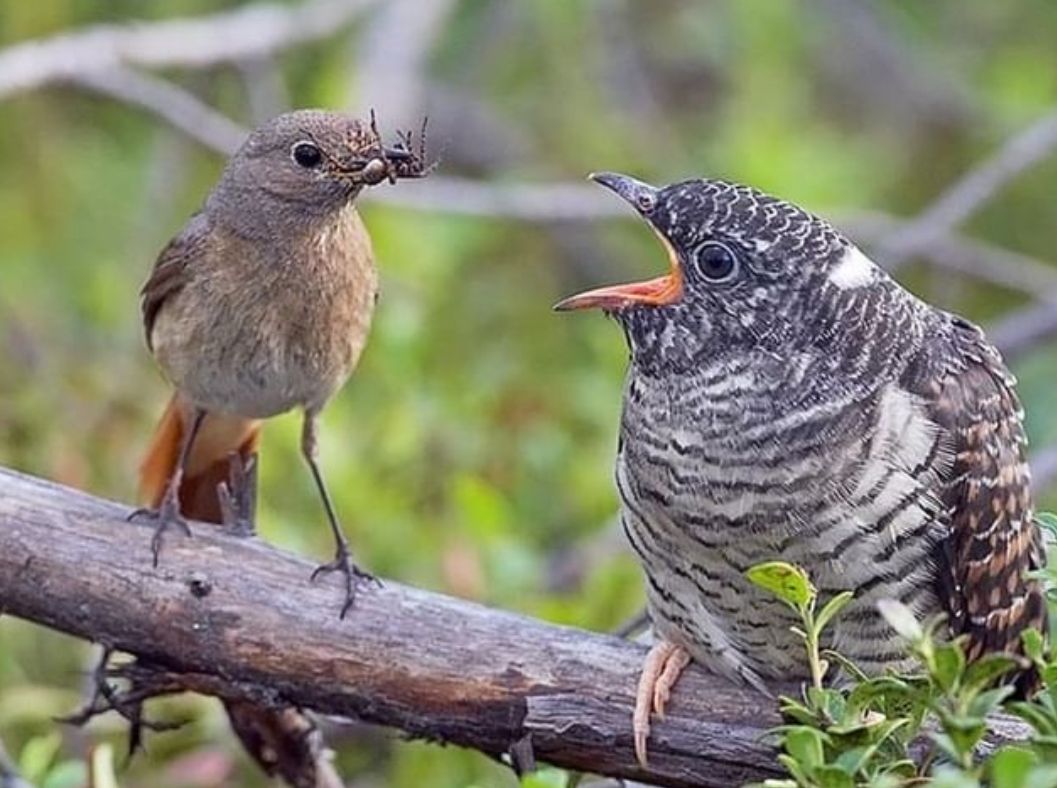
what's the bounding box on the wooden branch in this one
[0,466,787,788]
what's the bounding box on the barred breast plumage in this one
[556,172,1046,765]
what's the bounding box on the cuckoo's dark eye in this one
[291,141,322,168]
[690,241,739,282]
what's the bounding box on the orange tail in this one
[139,395,261,524]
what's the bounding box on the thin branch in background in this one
[237,56,290,123]
[990,302,1057,366]
[349,0,458,126]
[69,68,245,156]
[841,210,1057,297]
[813,0,976,129]
[879,108,1057,269]
[0,0,377,100]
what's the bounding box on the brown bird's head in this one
[555,173,887,370]
[208,109,428,238]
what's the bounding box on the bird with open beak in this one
[557,173,1046,766]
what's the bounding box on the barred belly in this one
[617,357,952,685]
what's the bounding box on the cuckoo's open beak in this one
[553,172,683,312]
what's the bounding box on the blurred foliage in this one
[1,1,1056,786]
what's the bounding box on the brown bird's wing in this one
[910,317,1046,674]
[140,212,210,352]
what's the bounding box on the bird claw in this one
[633,641,691,768]
[218,452,258,537]
[310,545,380,619]
[128,493,191,568]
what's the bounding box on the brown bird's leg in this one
[633,640,691,767]
[218,451,258,537]
[130,408,206,567]
[302,411,377,618]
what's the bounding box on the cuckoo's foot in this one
[218,452,258,537]
[310,541,380,619]
[633,640,691,768]
[128,487,190,568]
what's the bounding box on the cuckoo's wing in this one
[913,317,1046,677]
[140,212,210,352]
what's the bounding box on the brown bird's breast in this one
[151,204,378,418]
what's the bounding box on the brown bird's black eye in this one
[291,141,322,168]
[691,241,739,282]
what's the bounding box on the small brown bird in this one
[137,109,425,617]
[557,173,1046,765]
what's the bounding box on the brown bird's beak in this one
[382,147,414,164]
[554,172,683,312]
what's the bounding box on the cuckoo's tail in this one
[139,395,261,523]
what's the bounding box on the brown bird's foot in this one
[310,543,380,619]
[128,488,191,568]
[218,452,258,538]
[633,640,691,768]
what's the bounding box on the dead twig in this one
[0,0,377,100]
[878,108,1057,269]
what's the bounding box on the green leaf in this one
[778,695,821,726]
[776,754,813,787]
[967,685,1015,718]
[814,591,855,638]
[833,744,875,776]
[1035,512,1057,537]
[1022,628,1046,662]
[813,765,855,787]
[805,686,846,720]
[876,599,923,642]
[519,768,569,788]
[932,643,966,693]
[937,713,988,757]
[989,746,1038,788]
[847,675,912,707]
[1028,735,1057,763]
[962,652,1019,694]
[746,561,817,612]
[784,727,826,771]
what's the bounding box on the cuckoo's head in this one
[555,173,882,368]
[210,109,428,235]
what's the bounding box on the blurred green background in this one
[1,1,1056,786]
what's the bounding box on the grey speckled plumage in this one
[560,174,1046,694]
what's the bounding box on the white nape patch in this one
[828,245,878,289]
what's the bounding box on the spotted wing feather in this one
[911,318,1046,689]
